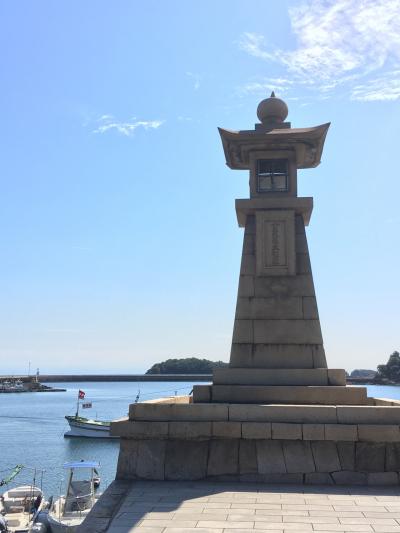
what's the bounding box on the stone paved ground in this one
[102,481,400,533]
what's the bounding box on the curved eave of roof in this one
[218,123,330,170]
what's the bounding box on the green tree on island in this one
[146,357,228,374]
[377,351,400,382]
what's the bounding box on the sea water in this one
[0,382,399,499]
[0,380,201,498]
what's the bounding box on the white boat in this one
[64,415,117,438]
[0,484,44,532]
[47,461,101,532]
[64,389,118,439]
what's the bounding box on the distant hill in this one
[146,358,229,375]
[350,369,377,378]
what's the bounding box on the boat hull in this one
[64,416,118,439]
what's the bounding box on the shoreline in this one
[1,374,398,385]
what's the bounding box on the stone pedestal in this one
[112,397,400,485]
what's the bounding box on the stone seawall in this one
[116,436,400,485]
[112,397,400,486]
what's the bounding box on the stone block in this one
[238,276,255,298]
[303,424,325,440]
[229,343,253,366]
[243,234,255,254]
[303,295,318,318]
[256,440,286,473]
[297,254,312,275]
[331,471,367,485]
[358,425,400,442]
[327,369,346,386]
[356,442,386,472]
[235,296,303,320]
[134,420,169,439]
[312,345,328,367]
[337,406,400,425]
[261,473,304,484]
[311,441,341,472]
[231,343,317,368]
[255,210,296,277]
[129,403,228,421]
[212,421,241,438]
[228,404,337,423]
[253,319,323,344]
[272,423,302,440]
[242,422,272,439]
[239,439,258,474]
[135,440,166,480]
[192,385,211,403]
[337,442,355,471]
[207,439,239,476]
[283,441,315,473]
[164,440,208,480]
[245,215,256,234]
[254,274,315,298]
[374,398,398,406]
[213,368,330,386]
[367,472,399,486]
[116,439,139,479]
[305,473,334,485]
[325,424,358,441]
[295,214,306,234]
[240,254,256,275]
[386,443,400,470]
[296,233,309,253]
[212,385,367,405]
[232,320,253,343]
[169,421,211,439]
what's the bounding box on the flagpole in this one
[75,390,80,417]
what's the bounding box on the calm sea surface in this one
[0,382,399,499]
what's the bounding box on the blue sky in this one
[1,0,399,374]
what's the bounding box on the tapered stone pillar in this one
[193,93,364,404]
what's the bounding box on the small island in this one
[146,357,228,375]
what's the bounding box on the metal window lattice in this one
[257,159,288,192]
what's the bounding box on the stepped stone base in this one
[213,368,346,385]
[112,396,400,485]
[193,384,367,405]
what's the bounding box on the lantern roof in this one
[218,92,330,170]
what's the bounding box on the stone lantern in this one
[192,93,366,405]
[112,96,400,486]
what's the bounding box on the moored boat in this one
[64,389,118,438]
[47,461,101,532]
[0,484,44,532]
[64,415,116,438]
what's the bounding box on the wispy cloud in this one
[238,0,400,101]
[93,115,164,136]
[186,71,202,90]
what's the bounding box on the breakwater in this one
[0,374,213,383]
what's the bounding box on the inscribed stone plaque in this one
[256,210,295,276]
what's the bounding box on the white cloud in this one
[186,71,202,90]
[238,0,400,101]
[93,115,164,136]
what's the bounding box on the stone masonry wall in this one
[116,436,400,486]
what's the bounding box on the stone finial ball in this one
[257,92,288,123]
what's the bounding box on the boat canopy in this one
[63,461,100,469]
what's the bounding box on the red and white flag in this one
[78,390,85,399]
